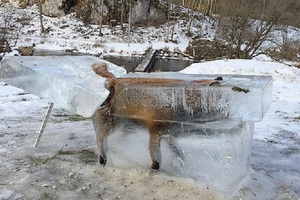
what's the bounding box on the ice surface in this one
[110,72,272,122]
[100,71,271,193]
[0,56,126,117]
[0,57,273,193]
[105,119,254,192]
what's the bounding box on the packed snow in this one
[1,58,300,200]
[1,3,300,200]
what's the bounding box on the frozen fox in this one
[91,62,218,170]
[92,62,174,170]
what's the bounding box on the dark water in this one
[104,55,193,72]
[34,50,80,56]
[103,55,143,72]
[151,59,193,72]
[33,50,193,72]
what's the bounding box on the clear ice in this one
[0,56,273,193]
[102,72,272,193]
[110,72,272,122]
[0,56,126,117]
[105,120,254,192]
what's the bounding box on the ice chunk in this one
[110,72,272,122]
[105,119,254,192]
[0,56,126,117]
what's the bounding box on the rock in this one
[42,183,50,187]
[17,44,35,56]
[68,171,76,178]
[74,0,108,24]
[42,0,65,17]
[131,0,166,25]
[0,39,12,53]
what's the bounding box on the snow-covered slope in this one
[1,3,300,200]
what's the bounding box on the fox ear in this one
[92,63,116,79]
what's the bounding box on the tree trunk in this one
[205,0,215,16]
[166,0,170,42]
[98,0,104,36]
[128,3,132,46]
[38,0,44,34]
[120,0,124,31]
[261,0,266,20]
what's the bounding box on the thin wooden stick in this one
[33,102,54,148]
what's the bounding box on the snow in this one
[1,3,300,200]
[1,60,299,200]
[0,4,192,57]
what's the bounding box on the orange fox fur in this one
[92,63,170,170]
[91,62,217,170]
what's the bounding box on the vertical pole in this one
[120,0,124,31]
[128,3,131,47]
[99,0,104,35]
[33,102,54,148]
[38,0,44,34]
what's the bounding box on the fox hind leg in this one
[93,109,114,166]
[149,123,164,170]
[96,129,108,165]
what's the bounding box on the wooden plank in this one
[134,49,157,72]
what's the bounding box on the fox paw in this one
[151,161,160,171]
[99,155,107,166]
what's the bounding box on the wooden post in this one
[33,102,54,148]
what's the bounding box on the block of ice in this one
[110,72,272,122]
[105,119,254,192]
[0,56,126,117]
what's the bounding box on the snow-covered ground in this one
[1,3,300,200]
[1,57,300,200]
[1,4,199,57]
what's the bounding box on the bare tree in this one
[261,0,266,20]
[205,0,212,16]
[170,1,179,41]
[187,0,199,35]
[269,25,300,61]
[0,6,13,56]
[128,2,132,46]
[97,0,104,36]
[120,0,125,31]
[0,4,33,53]
[217,0,290,59]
